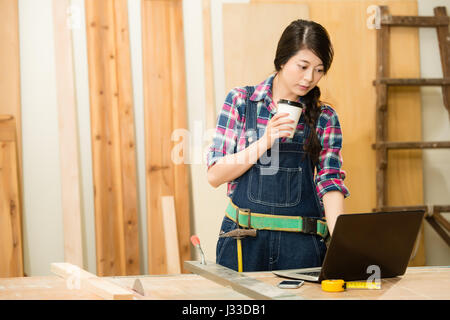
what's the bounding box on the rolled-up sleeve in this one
[206,89,242,170]
[315,107,350,199]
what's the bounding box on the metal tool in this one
[219,208,257,272]
[190,235,206,265]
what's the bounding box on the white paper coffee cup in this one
[276,99,304,138]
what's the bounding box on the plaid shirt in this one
[207,73,350,209]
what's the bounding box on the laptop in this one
[273,210,426,282]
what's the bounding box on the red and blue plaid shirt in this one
[207,73,350,209]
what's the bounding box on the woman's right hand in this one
[261,112,295,149]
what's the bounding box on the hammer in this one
[219,208,256,272]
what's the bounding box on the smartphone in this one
[277,280,304,289]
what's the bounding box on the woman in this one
[206,19,350,272]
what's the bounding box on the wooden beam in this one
[426,216,450,247]
[375,5,390,210]
[0,116,17,141]
[0,117,23,277]
[434,7,450,118]
[142,0,191,275]
[162,196,181,274]
[202,0,216,130]
[184,261,301,300]
[52,0,84,268]
[374,78,450,86]
[0,0,22,199]
[381,15,449,27]
[85,0,140,276]
[372,141,450,150]
[113,0,141,276]
[51,262,135,300]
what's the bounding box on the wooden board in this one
[162,196,181,274]
[51,262,135,300]
[142,0,191,275]
[85,0,140,276]
[52,0,84,268]
[246,267,450,300]
[223,2,309,92]
[1,266,448,300]
[202,0,216,130]
[0,276,100,300]
[0,117,23,277]
[0,0,22,199]
[128,274,250,299]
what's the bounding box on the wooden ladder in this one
[372,6,450,246]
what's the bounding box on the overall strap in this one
[244,86,258,147]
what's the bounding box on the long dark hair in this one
[274,19,334,167]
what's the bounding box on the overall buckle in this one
[220,208,257,239]
[302,217,317,235]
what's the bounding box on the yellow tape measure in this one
[321,280,381,292]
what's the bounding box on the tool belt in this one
[225,200,329,239]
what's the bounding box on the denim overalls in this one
[216,86,327,272]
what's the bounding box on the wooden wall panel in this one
[85,0,140,276]
[248,0,425,265]
[142,0,191,274]
[223,2,309,93]
[0,117,23,277]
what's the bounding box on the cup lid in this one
[277,99,304,108]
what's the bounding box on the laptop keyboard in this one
[297,271,320,277]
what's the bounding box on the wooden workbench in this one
[0,266,448,300]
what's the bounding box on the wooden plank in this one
[0,116,16,141]
[0,276,101,300]
[0,117,23,277]
[375,5,390,209]
[434,7,450,118]
[0,0,22,197]
[373,141,450,149]
[2,267,449,300]
[223,2,309,91]
[374,78,450,86]
[84,277,134,300]
[51,262,95,280]
[161,196,181,274]
[248,267,450,300]
[52,0,84,268]
[85,0,140,276]
[202,0,216,130]
[142,0,191,275]
[426,216,450,246]
[112,0,141,276]
[381,15,449,27]
[168,0,191,274]
[51,262,135,300]
[127,274,250,299]
[434,212,450,231]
